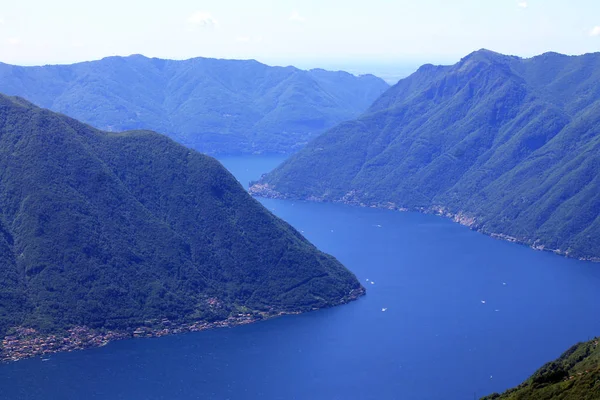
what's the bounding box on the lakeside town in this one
[1,287,365,363]
[1,312,275,363]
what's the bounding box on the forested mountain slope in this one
[0,55,388,154]
[251,50,600,261]
[0,94,362,340]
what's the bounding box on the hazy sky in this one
[1,0,599,68]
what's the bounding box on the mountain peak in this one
[530,51,570,61]
[460,48,519,65]
[96,54,152,65]
[126,53,148,59]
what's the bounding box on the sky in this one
[0,0,599,73]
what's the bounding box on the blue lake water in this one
[2,155,600,400]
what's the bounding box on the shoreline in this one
[1,287,365,363]
[248,184,599,264]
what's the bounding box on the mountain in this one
[0,55,389,155]
[251,50,600,261]
[0,94,363,344]
[482,338,600,400]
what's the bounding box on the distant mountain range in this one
[0,94,362,345]
[0,55,389,155]
[482,338,600,400]
[251,49,600,261]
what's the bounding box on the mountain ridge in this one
[0,55,389,155]
[250,50,600,261]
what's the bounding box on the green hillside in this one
[0,94,362,339]
[0,56,388,155]
[483,338,600,400]
[252,50,600,261]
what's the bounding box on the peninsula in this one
[0,94,364,361]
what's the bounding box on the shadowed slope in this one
[0,94,362,338]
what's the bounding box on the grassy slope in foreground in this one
[251,49,600,262]
[482,338,600,400]
[0,94,363,361]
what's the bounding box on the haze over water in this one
[2,155,599,400]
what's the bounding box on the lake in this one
[2,155,600,400]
